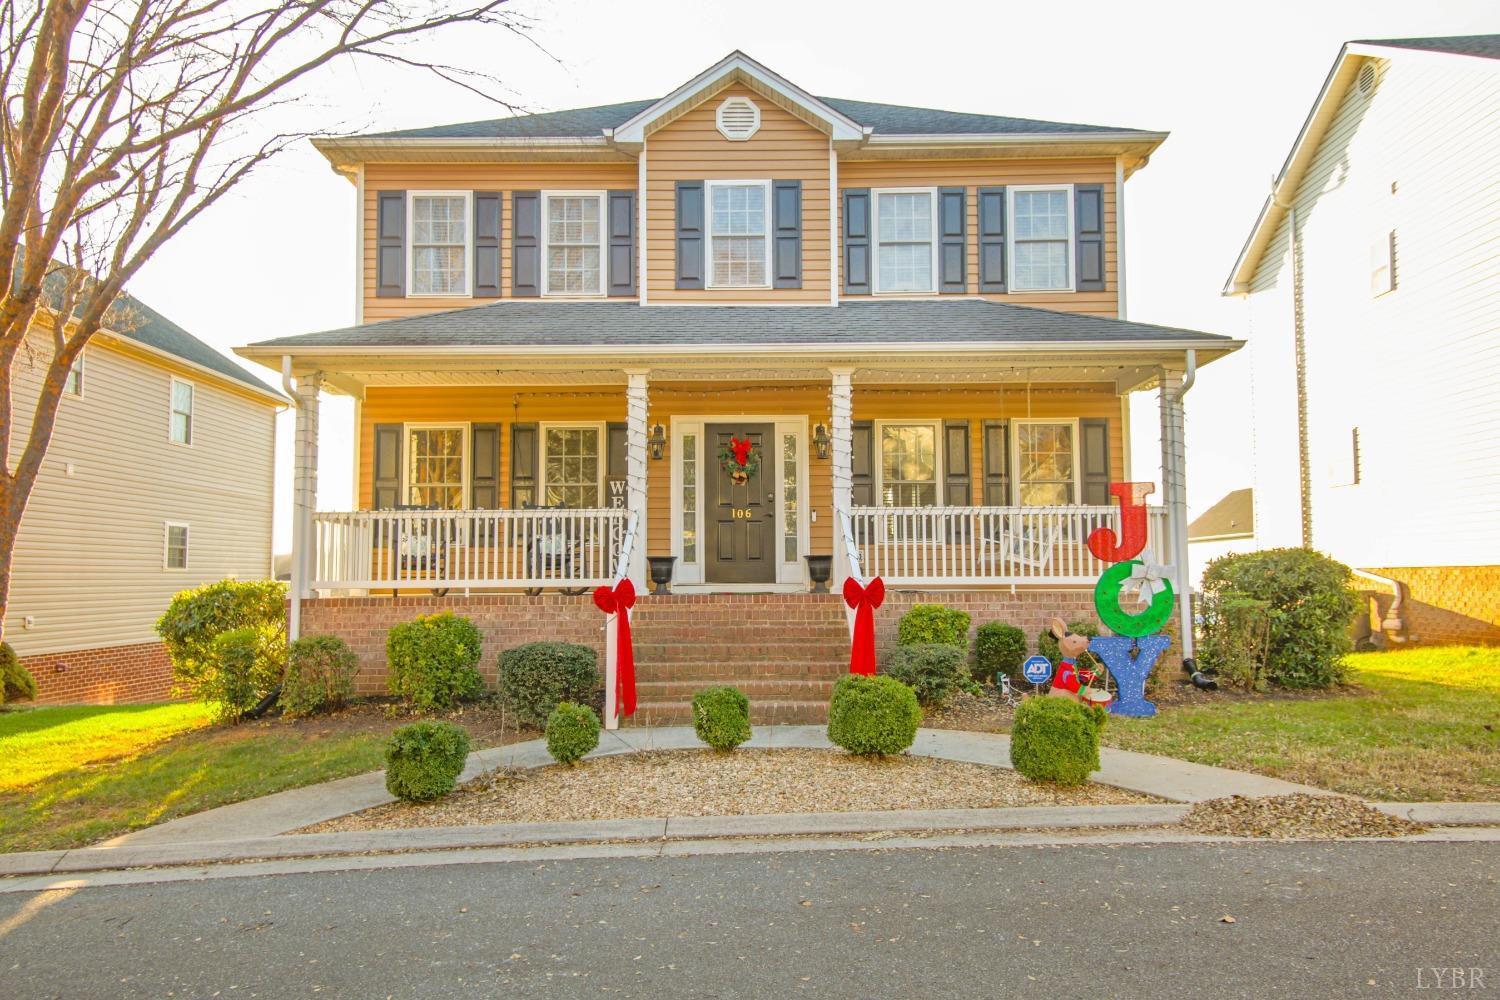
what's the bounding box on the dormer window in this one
[715,97,761,141]
[707,180,771,288]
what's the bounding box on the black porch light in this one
[648,423,667,460]
[813,423,830,460]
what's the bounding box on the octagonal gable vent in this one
[716,96,761,141]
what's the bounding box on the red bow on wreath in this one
[729,436,753,466]
[593,578,636,718]
[842,576,885,676]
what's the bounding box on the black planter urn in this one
[647,556,677,596]
[804,554,833,594]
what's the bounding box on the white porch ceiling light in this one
[716,96,761,141]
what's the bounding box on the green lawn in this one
[0,703,389,852]
[1106,646,1500,801]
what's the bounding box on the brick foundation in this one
[1358,566,1500,646]
[20,640,175,705]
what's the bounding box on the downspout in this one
[1272,182,1314,548]
[1351,568,1408,644]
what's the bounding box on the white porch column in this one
[829,367,855,584]
[288,370,322,641]
[1158,356,1196,663]
[624,368,649,588]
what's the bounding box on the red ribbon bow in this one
[593,578,637,718]
[729,436,753,466]
[842,576,885,676]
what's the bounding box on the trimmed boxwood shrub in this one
[156,578,286,710]
[897,604,971,650]
[282,634,359,718]
[497,641,600,727]
[882,643,968,709]
[1201,548,1359,689]
[546,701,600,765]
[974,622,1027,684]
[1009,696,1106,786]
[386,612,484,712]
[826,674,922,756]
[0,641,37,704]
[1038,619,1102,676]
[692,685,752,751]
[204,627,282,722]
[385,720,471,801]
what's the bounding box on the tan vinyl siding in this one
[645,84,832,302]
[6,330,277,657]
[1243,53,1500,568]
[362,162,637,322]
[839,157,1119,315]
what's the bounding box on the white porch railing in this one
[312,508,632,591]
[843,505,1169,586]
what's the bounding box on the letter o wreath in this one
[1093,560,1175,638]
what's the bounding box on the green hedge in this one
[974,622,1027,684]
[385,721,471,801]
[826,674,922,756]
[882,643,968,709]
[282,634,359,718]
[386,612,484,712]
[155,578,286,713]
[497,641,600,727]
[692,686,752,751]
[896,604,971,650]
[1201,548,1358,689]
[204,627,282,723]
[546,702,600,765]
[1009,696,1106,786]
[0,641,37,704]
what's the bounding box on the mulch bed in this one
[303,747,1153,833]
[1181,794,1426,840]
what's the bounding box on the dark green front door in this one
[706,424,775,584]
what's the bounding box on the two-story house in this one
[1224,35,1500,646]
[238,52,1241,723]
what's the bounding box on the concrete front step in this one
[637,678,838,700]
[628,700,830,726]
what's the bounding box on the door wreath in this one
[718,436,761,485]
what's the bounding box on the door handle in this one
[766,492,775,503]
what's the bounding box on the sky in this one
[116,0,1498,552]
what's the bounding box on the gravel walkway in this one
[304,748,1153,833]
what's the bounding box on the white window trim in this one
[1007,184,1076,293]
[406,190,473,298]
[871,187,940,295]
[873,419,944,507]
[402,422,470,510]
[704,179,774,290]
[540,190,607,298]
[1011,418,1082,506]
[64,351,84,399]
[163,521,190,571]
[539,421,607,509]
[168,377,194,446]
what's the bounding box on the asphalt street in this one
[0,840,1495,999]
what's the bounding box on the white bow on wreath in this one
[1124,561,1175,602]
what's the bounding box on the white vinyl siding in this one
[873,189,937,294]
[408,191,471,296]
[5,328,276,657]
[542,192,605,296]
[1009,185,1074,291]
[706,181,771,288]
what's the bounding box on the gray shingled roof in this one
[1356,34,1500,60]
[248,300,1231,351]
[365,97,1151,141]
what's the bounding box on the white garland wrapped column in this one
[292,373,323,604]
[1158,368,1194,660]
[829,367,854,586]
[625,368,649,587]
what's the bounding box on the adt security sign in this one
[1022,655,1053,685]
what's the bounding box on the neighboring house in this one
[6,294,282,703]
[237,51,1241,722]
[1224,34,1500,645]
[1187,488,1256,583]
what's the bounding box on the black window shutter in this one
[938,188,967,294]
[978,187,1007,293]
[471,424,500,508]
[851,420,874,506]
[982,419,1010,504]
[376,191,405,298]
[606,191,636,297]
[943,420,971,505]
[605,422,628,508]
[842,189,871,295]
[772,180,802,289]
[675,181,704,289]
[510,423,539,507]
[1075,184,1106,292]
[373,423,402,508]
[1080,418,1111,505]
[512,191,540,297]
[473,193,502,298]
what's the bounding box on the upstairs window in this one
[874,190,936,293]
[169,378,193,445]
[543,192,604,295]
[1010,186,1073,291]
[707,181,770,288]
[409,192,470,296]
[64,352,83,397]
[164,522,189,570]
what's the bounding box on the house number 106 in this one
[732,508,753,519]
